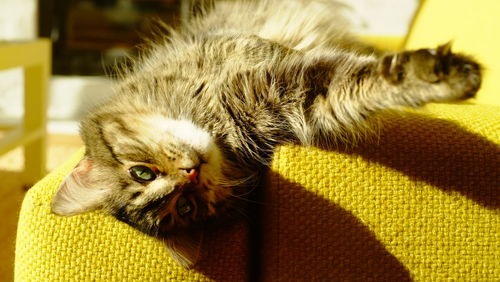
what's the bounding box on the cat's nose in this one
[181,167,199,183]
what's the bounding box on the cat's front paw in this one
[382,43,482,101]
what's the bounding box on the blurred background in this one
[0,0,418,280]
[0,0,417,137]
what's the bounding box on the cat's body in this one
[51,0,482,267]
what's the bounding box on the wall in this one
[0,0,37,125]
[347,0,418,35]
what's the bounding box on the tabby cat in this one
[51,0,481,267]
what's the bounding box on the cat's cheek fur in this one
[51,158,109,216]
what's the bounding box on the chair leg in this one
[23,64,48,186]
[23,137,47,187]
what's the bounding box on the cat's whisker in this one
[226,202,252,219]
[228,191,273,207]
[229,194,264,205]
[231,183,257,197]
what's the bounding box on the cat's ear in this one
[51,158,108,216]
[164,230,204,268]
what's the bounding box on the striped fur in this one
[52,0,482,267]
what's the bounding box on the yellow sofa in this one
[15,1,499,281]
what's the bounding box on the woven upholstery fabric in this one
[15,105,499,281]
[262,103,499,281]
[15,149,249,281]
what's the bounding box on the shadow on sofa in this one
[343,111,500,210]
[191,172,413,281]
[259,173,412,281]
[237,109,498,281]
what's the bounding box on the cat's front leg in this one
[380,43,482,104]
[305,43,482,144]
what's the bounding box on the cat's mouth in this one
[156,190,206,235]
[155,156,230,236]
[176,195,193,217]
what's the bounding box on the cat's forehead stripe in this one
[116,153,156,164]
[96,120,123,164]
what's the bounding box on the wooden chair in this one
[0,39,51,185]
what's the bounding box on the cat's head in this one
[51,112,239,267]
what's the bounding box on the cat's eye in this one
[129,165,157,182]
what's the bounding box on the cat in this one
[51,0,482,267]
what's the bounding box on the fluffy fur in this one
[51,0,482,267]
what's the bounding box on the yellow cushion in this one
[16,104,499,280]
[15,148,250,281]
[263,103,499,280]
[405,0,500,105]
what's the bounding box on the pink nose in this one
[184,168,199,183]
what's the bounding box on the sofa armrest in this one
[16,103,498,280]
[15,150,250,281]
[262,103,499,281]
